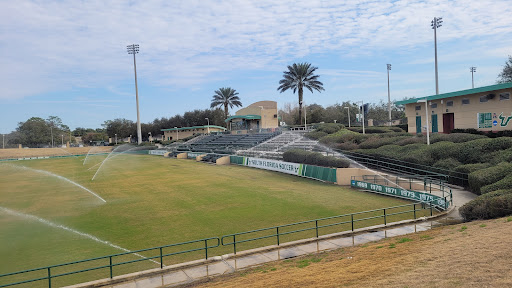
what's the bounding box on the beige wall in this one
[231,101,279,130]
[163,127,225,141]
[404,88,512,133]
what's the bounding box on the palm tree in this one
[277,63,324,125]
[210,87,243,121]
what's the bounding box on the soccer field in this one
[0,154,413,286]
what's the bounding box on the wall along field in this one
[0,154,413,286]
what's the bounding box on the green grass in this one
[1,154,416,286]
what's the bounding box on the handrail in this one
[220,200,448,255]
[0,237,219,288]
[339,150,469,186]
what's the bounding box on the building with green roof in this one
[226,101,279,133]
[395,82,512,134]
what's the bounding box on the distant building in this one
[395,82,512,133]
[161,125,227,141]
[225,101,279,134]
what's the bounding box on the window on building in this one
[415,105,421,111]
[500,93,510,100]
[480,95,488,103]
[446,101,454,107]
[430,103,437,108]
[462,98,470,105]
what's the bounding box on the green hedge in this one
[481,174,512,194]
[454,163,491,174]
[459,189,512,221]
[282,149,350,168]
[468,162,512,194]
[433,158,462,170]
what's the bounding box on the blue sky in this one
[1,0,512,133]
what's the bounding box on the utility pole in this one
[431,17,443,95]
[470,67,476,88]
[387,64,392,125]
[127,44,142,145]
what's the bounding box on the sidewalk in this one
[96,220,440,288]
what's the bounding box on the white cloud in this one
[1,0,512,100]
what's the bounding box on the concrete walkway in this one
[92,220,443,288]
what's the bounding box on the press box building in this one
[395,82,512,134]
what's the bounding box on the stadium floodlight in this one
[387,64,392,125]
[205,118,210,134]
[470,67,477,88]
[431,17,443,95]
[127,44,142,145]
[417,99,430,145]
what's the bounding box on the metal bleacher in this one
[177,132,281,154]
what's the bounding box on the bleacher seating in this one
[178,132,281,153]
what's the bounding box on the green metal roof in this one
[161,125,226,132]
[224,115,261,123]
[395,82,512,105]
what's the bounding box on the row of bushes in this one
[282,149,350,168]
[460,189,512,221]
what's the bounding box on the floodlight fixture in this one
[470,66,477,88]
[431,17,443,95]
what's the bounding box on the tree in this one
[210,87,243,121]
[277,62,325,125]
[497,55,512,84]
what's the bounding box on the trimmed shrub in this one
[433,158,462,170]
[428,141,458,161]
[396,136,424,146]
[430,133,487,144]
[306,131,328,140]
[459,189,512,221]
[315,123,344,134]
[481,174,512,194]
[490,147,512,164]
[454,138,493,164]
[358,136,409,149]
[336,142,359,150]
[319,129,358,144]
[468,162,512,194]
[283,149,350,168]
[482,137,512,152]
[454,163,491,174]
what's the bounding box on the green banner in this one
[351,180,447,209]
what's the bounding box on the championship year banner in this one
[351,180,447,209]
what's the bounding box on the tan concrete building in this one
[161,125,227,141]
[396,82,512,133]
[226,101,279,134]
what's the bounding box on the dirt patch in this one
[191,217,512,288]
[0,147,112,159]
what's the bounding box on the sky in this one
[1,0,512,133]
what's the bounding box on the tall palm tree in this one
[277,63,324,125]
[210,87,243,121]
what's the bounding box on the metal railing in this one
[221,201,444,255]
[339,150,469,186]
[0,238,219,288]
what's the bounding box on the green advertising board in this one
[351,180,448,209]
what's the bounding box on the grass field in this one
[0,154,418,287]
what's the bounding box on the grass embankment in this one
[194,217,512,288]
[0,155,417,287]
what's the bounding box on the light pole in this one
[344,107,350,127]
[127,44,142,145]
[417,99,430,145]
[205,118,210,134]
[174,127,179,141]
[115,134,117,145]
[61,135,64,147]
[387,64,392,125]
[304,102,307,130]
[431,17,443,95]
[50,126,54,148]
[3,134,5,149]
[470,67,476,88]
[360,101,365,134]
[148,132,152,143]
